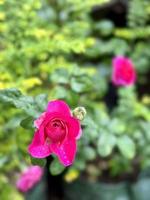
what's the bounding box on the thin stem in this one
[46,156,64,200]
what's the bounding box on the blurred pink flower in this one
[16,166,43,193]
[112,56,136,86]
[28,100,82,166]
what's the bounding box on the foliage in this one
[0,0,150,199]
[74,87,150,178]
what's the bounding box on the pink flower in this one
[28,100,82,166]
[112,56,136,86]
[16,166,43,193]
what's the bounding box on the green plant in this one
[75,87,150,180]
[0,0,150,199]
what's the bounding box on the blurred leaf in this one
[51,86,68,99]
[108,118,126,135]
[74,158,86,171]
[0,88,36,115]
[30,157,46,167]
[70,76,92,93]
[35,94,48,112]
[49,158,65,175]
[4,116,23,130]
[97,133,116,157]
[0,88,41,117]
[0,156,8,168]
[94,20,114,36]
[117,135,136,159]
[20,116,34,130]
[82,116,99,140]
[82,146,96,161]
[50,69,69,84]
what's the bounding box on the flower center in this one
[117,66,133,82]
[45,119,67,143]
[123,67,132,80]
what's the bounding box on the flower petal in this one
[16,166,43,192]
[34,112,46,129]
[66,117,82,140]
[50,139,77,166]
[28,131,51,158]
[47,100,71,116]
[112,56,136,86]
[112,56,125,69]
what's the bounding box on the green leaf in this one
[30,157,46,167]
[82,117,99,140]
[117,135,136,159]
[108,118,126,135]
[70,76,92,93]
[4,116,23,130]
[0,88,22,103]
[94,20,114,36]
[34,94,48,112]
[0,156,8,168]
[0,88,40,117]
[20,116,34,130]
[49,158,65,175]
[82,116,98,130]
[51,86,68,99]
[50,69,69,84]
[74,158,86,170]
[82,147,96,161]
[97,133,116,157]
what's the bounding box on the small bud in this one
[72,107,86,121]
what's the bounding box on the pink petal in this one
[16,166,43,192]
[112,56,136,86]
[47,100,71,116]
[112,57,123,84]
[112,56,125,69]
[28,145,51,158]
[34,112,46,129]
[66,117,82,140]
[50,139,77,166]
[17,177,33,192]
[76,129,82,140]
[28,130,51,158]
[42,113,82,140]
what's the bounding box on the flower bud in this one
[72,107,86,121]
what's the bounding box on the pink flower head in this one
[16,166,43,193]
[28,100,82,166]
[112,56,136,86]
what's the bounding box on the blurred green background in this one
[0,0,150,199]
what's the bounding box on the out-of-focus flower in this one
[142,96,150,105]
[28,100,82,166]
[16,166,43,193]
[64,169,79,183]
[112,56,136,86]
